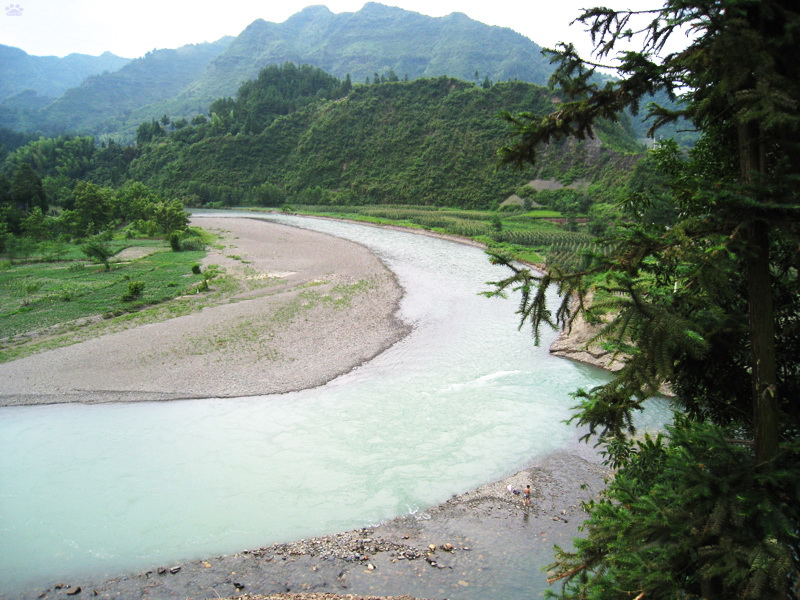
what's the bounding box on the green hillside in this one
[180,3,551,106]
[37,40,233,136]
[129,71,642,209]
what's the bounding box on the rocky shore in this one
[12,446,607,600]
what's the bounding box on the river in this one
[0,212,668,595]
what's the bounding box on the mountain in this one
[0,45,130,102]
[0,39,232,135]
[37,39,235,136]
[0,3,552,138]
[180,3,551,105]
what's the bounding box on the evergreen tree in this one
[488,0,800,597]
[0,173,11,207]
[136,119,166,145]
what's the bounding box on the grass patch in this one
[0,238,209,362]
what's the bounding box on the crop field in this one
[282,204,602,267]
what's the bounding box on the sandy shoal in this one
[0,216,410,406]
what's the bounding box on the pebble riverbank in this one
[6,446,609,600]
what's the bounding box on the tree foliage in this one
[489,0,800,597]
[129,73,641,209]
[80,236,113,270]
[10,163,46,213]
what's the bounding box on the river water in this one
[0,212,668,595]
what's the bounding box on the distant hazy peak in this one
[286,4,334,19]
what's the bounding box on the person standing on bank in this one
[523,484,531,506]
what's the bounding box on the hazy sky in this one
[0,0,670,61]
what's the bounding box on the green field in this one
[277,204,600,268]
[0,239,208,361]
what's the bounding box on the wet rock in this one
[169,566,181,574]
[66,586,81,595]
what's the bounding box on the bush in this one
[191,263,202,275]
[179,237,204,251]
[168,231,204,252]
[121,281,145,302]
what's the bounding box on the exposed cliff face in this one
[549,301,674,397]
[549,309,626,371]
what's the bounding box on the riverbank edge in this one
[0,216,411,407]
[9,445,608,600]
[282,211,613,371]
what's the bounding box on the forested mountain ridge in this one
[0,39,234,137]
[180,3,551,104]
[0,44,130,102]
[128,72,641,208]
[0,3,552,139]
[0,61,643,222]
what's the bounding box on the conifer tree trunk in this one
[738,121,779,463]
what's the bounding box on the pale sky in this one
[0,0,677,62]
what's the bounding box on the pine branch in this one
[546,563,587,584]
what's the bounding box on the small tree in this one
[81,237,113,271]
[20,207,50,241]
[73,181,114,236]
[490,212,503,233]
[153,199,188,234]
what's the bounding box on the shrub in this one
[191,263,202,275]
[490,213,503,233]
[121,281,145,302]
[179,237,204,251]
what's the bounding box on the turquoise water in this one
[0,214,668,594]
